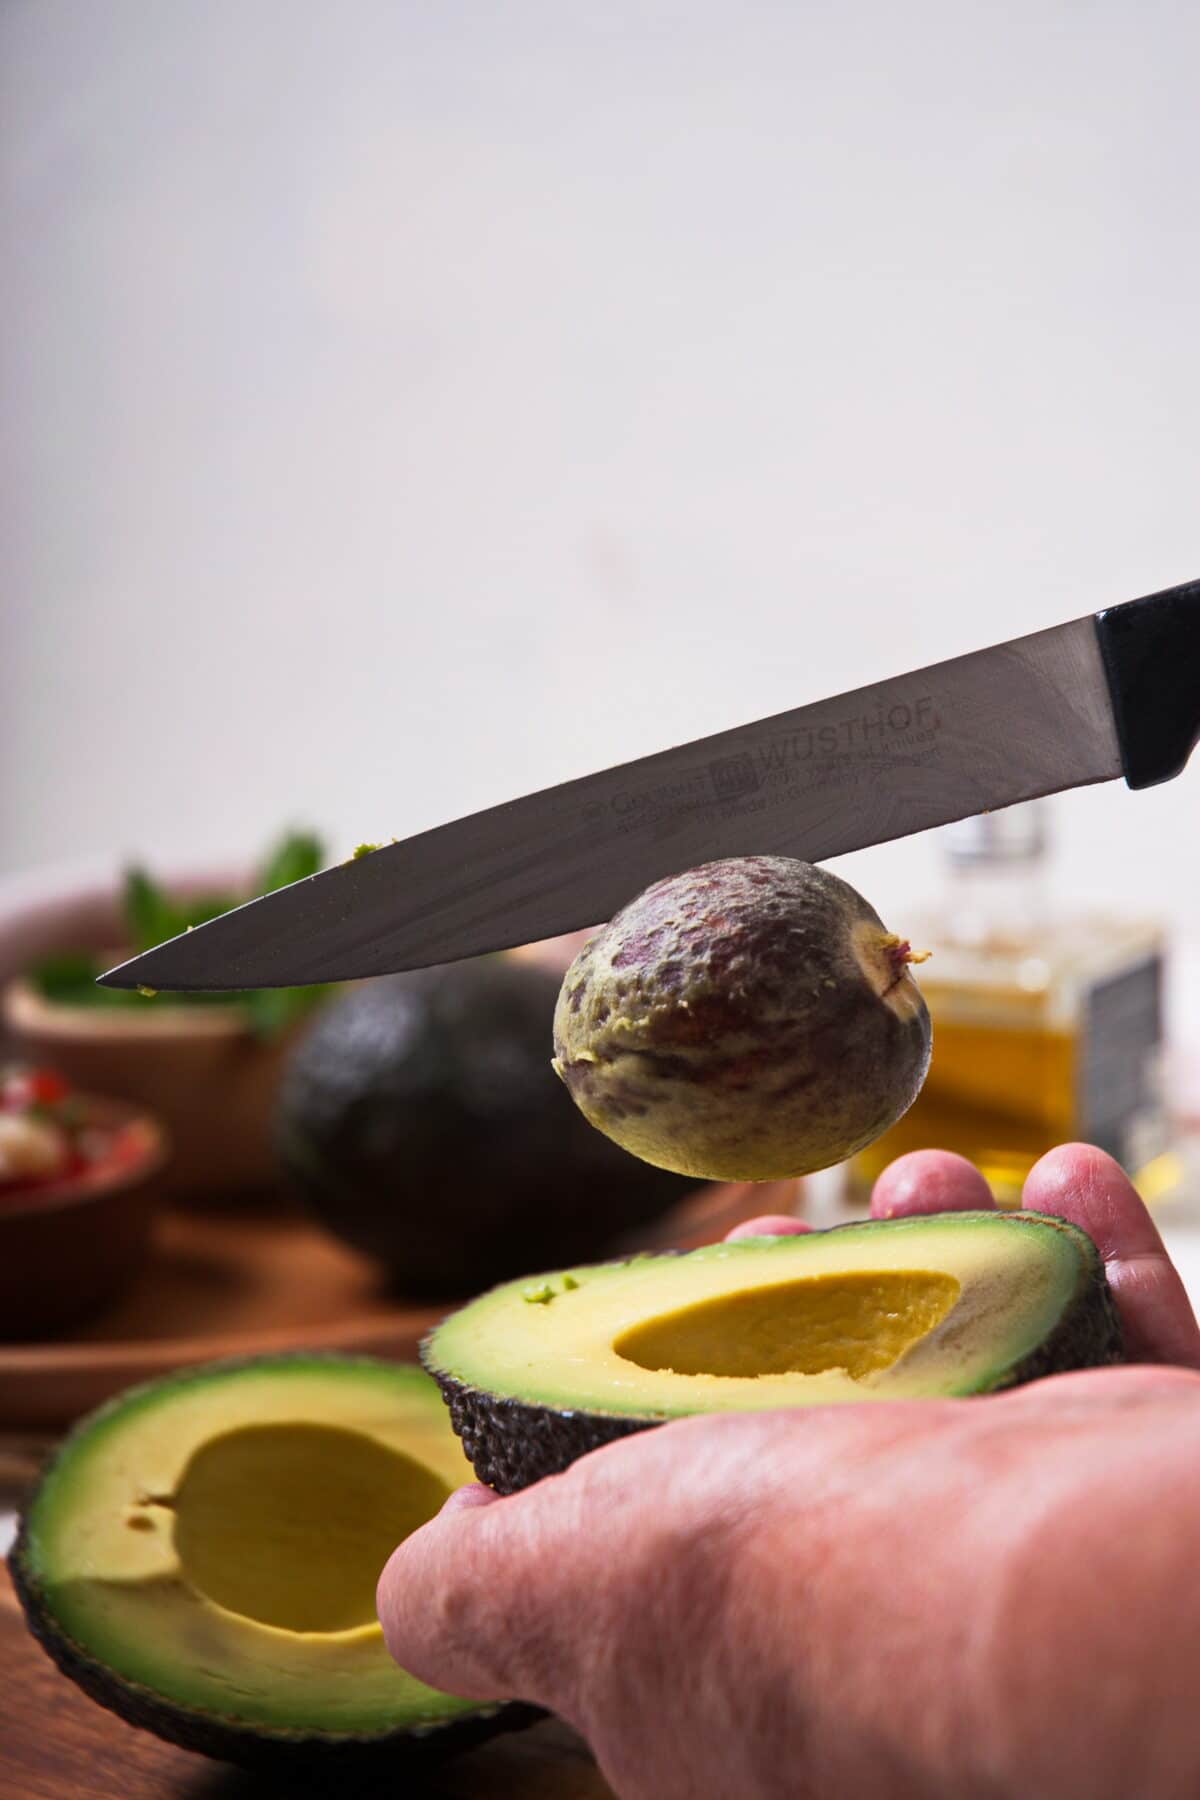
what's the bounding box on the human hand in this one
[379,1149,1200,1799]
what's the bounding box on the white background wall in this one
[2,3,1198,1001]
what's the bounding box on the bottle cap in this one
[943,801,1047,866]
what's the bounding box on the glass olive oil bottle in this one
[847,804,1181,1209]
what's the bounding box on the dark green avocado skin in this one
[276,958,694,1298]
[8,1521,538,1777]
[432,1377,649,1497]
[425,1214,1125,1496]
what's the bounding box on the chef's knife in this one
[101,575,1200,992]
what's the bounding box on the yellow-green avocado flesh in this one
[424,1212,1123,1494]
[10,1355,531,1768]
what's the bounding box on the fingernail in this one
[441,1483,499,1513]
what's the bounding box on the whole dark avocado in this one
[553,856,932,1182]
[276,957,694,1296]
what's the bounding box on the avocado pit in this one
[553,856,933,1181]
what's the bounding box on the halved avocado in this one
[423,1213,1123,1493]
[9,1354,535,1771]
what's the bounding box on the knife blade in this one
[100,575,1200,991]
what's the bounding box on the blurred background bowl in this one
[0,865,303,1203]
[0,1095,168,1340]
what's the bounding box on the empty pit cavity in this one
[171,1423,451,1634]
[612,1270,961,1380]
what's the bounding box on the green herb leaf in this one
[30,831,331,1040]
[34,952,139,1008]
[123,868,187,953]
[238,985,323,1040]
[257,832,324,895]
[181,894,239,930]
[33,952,103,1002]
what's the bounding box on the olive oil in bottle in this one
[847,805,1180,1209]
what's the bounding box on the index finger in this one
[870,1149,997,1219]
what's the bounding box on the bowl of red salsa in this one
[0,1067,168,1339]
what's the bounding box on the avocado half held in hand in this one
[553,856,932,1182]
[423,1213,1124,1493]
[276,956,693,1297]
[9,1356,534,1771]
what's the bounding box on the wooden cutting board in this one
[0,1177,801,1794]
[0,1562,613,1799]
[0,1180,797,1429]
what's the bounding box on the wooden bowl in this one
[0,1097,168,1340]
[3,979,303,1203]
[0,865,308,1202]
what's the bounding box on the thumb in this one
[441,1481,501,1515]
[376,1479,567,1703]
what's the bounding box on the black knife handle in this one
[1095,576,1200,789]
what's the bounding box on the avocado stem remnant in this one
[878,934,931,992]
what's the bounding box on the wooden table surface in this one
[0,1563,614,1800]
